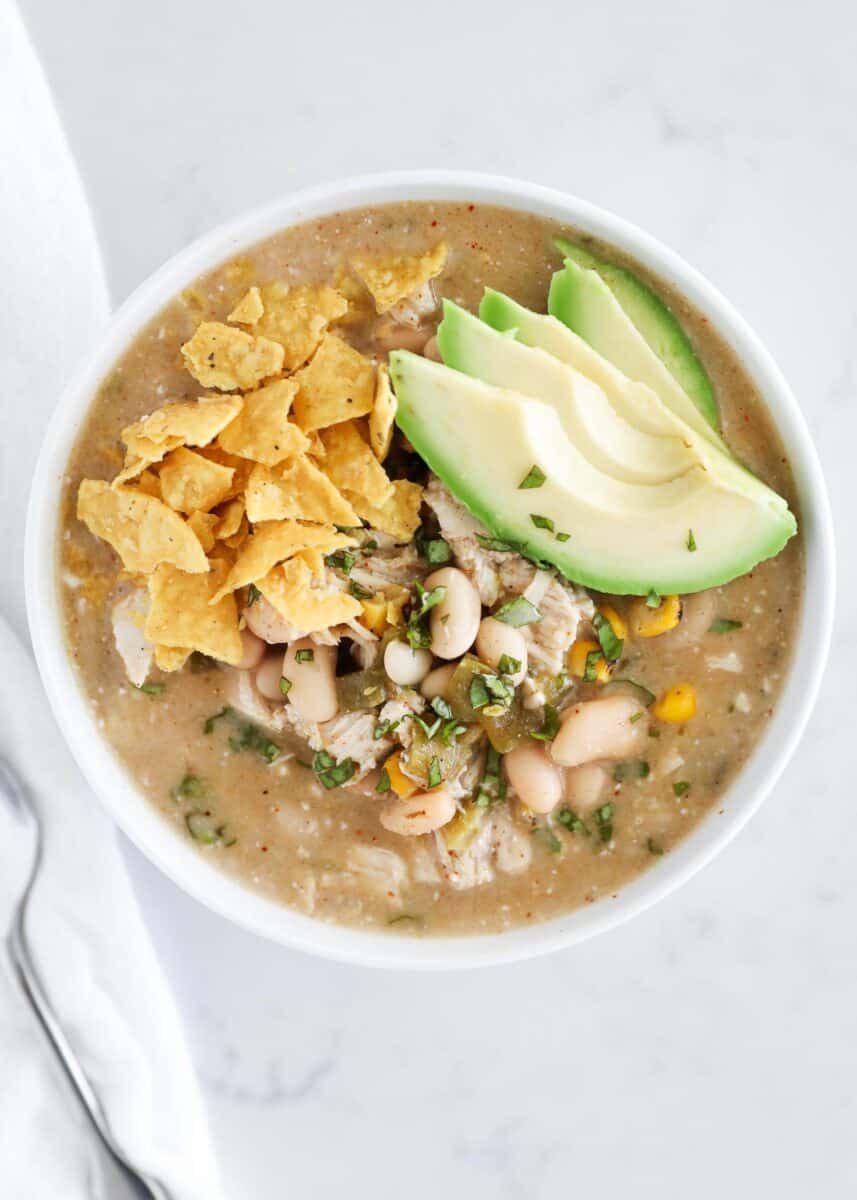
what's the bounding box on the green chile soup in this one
[59,202,802,935]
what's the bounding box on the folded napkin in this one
[0,4,221,1196]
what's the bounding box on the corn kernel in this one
[630,594,682,638]
[652,683,697,723]
[384,751,419,798]
[359,595,387,636]
[569,638,611,682]
[597,603,628,641]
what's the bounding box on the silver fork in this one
[0,757,172,1199]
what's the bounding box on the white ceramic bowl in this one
[25,172,835,970]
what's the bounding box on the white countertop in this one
[18,0,856,1194]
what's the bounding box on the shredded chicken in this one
[523,574,593,679]
[432,806,533,890]
[350,541,428,591]
[111,589,153,686]
[423,478,511,605]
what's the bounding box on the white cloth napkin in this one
[0,4,222,1196]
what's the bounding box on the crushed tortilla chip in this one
[209,520,357,603]
[159,447,235,514]
[331,266,374,325]
[181,321,284,390]
[319,420,393,508]
[135,469,162,499]
[244,458,359,526]
[197,446,254,500]
[345,479,422,542]
[216,378,309,466]
[213,497,245,541]
[254,283,348,371]
[258,557,361,634]
[115,396,243,484]
[291,333,375,432]
[146,560,242,665]
[77,480,208,575]
[186,510,219,554]
[154,645,192,672]
[369,363,397,461]
[222,514,249,550]
[228,286,264,326]
[305,431,326,459]
[351,242,447,313]
[297,547,325,579]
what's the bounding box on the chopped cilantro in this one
[594,612,623,662]
[476,534,517,552]
[594,802,615,842]
[170,773,206,802]
[247,583,261,606]
[647,837,664,855]
[583,648,605,682]
[646,588,661,608]
[430,696,454,720]
[555,531,571,542]
[279,676,292,696]
[530,704,560,743]
[427,757,443,788]
[530,513,555,532]
[687,529,697,552]
[612,760,650,782]
[295,648,314,664]
[673,780,691,797]
[494,596,542,627]
[406,581,446,649]
[376,768,392,794]
[557,807,587,834]
[229,722,281,763]
[312,750,355,790]
[415,526,452,565]
[475,746,505,807]
[533,825,562,853]
[518,465,546,490]
[136,681,165,695]
[349,580,373,600]
[469,675,490,710]
[325,548,357,574]
[373,717,401,740]
[203,706,233,735]
[498,654,522,677]
[709,618,743,634]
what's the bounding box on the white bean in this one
[420,663,457,700]
[564,763,610,813]
[551,696,648,767]
[236,628,266,671]
[424,567,481,660]
[475,617,528,685]
[505,743,564,814]
[256,652,288,702]
[379,788,456,836]
[283,638,338,724]
[383,639,433,687]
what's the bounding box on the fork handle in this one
[7,914,171,1200]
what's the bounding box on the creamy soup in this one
[60,202,802,935]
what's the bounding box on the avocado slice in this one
[549,257,722,447]
[437,299,697,484]
[390,351,796,595]
[553,237,718,431]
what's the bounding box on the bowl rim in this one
[25,170,836,970]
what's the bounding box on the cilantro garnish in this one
[518,465,546,490]
[709,618,743,634]
[530,704,560,743]
[493,596,542,627]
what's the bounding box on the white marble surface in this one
[17,0,856,1194]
